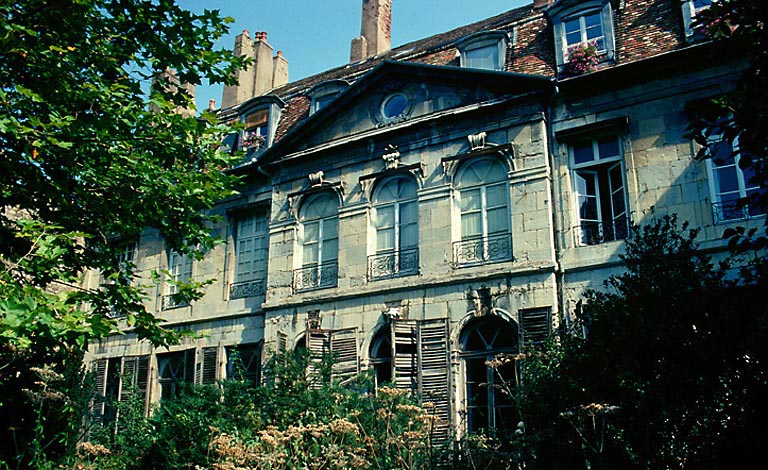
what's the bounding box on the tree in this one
[518,217,768,469]
[0,0,249,349]
[688,0,768,220]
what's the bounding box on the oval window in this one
[382,93,409,119]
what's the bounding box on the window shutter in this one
[91,359,108,424]
[520,307,552,347]
[307,329,331,387]
[277,331,288,354]
[391,318,451,440]
[184,349,196,384]
[330,328,359,384]
[417,319,451,441]
[119,355,150,415]
[200,347,218,385]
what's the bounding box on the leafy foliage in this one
[0,0,248,349]
[514,216,768,469]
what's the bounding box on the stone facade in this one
[85,0,759,438]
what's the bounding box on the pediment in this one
[261,61,552,165]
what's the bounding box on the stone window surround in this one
[455,30,511,71]
[547,0,617,73]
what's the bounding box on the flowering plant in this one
[564,40,600,76]
[242,131,266,150]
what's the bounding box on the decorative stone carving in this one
[308,170,324,185]
[468,131,487,151]
[382,144,400,169]
[470,287,492,317]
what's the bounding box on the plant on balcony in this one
[242,131,266,150]
[564,40,600,77]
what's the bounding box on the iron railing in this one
[229,278,265,300]
[162,294,189,310]
[453,233,512,267]
[293,261,338,292]
[368,247,419,281]
[712,201,765,224]
[575,219,630,246]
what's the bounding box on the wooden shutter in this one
[119,355,150,415]
[307,329,331,387]
[330,328,359,384]
[520,307,551,348]
[91,359,108,424]
[277,331,288,354]
[391,318,451,440]
[200,347,218,385]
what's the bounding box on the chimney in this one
[252,32,274,96]
[222,30,255,109]
[350,0,391,62]
[533,0,554,9]
[272,50,289,89]
[208,99,216,111]
[149,67,195,117]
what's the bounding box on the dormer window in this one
[682,0,712,41]
[243,109,268,152]
[548,0,616,73]
[234,95,284,159]
[456,31,509,71]
[307,80,350,116]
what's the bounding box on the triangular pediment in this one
[260,61,552,165]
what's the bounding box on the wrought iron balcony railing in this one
[575,219,630,246]
[161,294,190,310]
[293,261,338,293]
[229,278,266,300]
[712,201,765,224]
[453,233,512,267]
[368,247,419,281]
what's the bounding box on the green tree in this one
[0,0,248,348]
[518,217,768,469]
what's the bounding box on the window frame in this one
[294,191,340,292]
[569,134,630,246]
[705,137,765,223]
[369,176,419,280]
[682,0,712,41]
[548,0,616,72]
[456,31,509,71]
[453,156,513,266]
[230,211,269,299]
[164,248,193,309]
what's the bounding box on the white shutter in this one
[307,329,331,387]
[91,359,108,424]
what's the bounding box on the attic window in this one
[547,0,616,74]
[456,31,509,71]
[307,80,350,116]
[382,93,409,119]
[682,0,712,41]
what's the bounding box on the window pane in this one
[303,244,318,265]
[322,238,338,262]
[461,189,481,212]
[573,143,594,164]
[487,207,509,234]
[575,171,597,197]
[376,206,395,228]
[467,46,499,70]
[323,218,338,241]
[303,222,319,243]
[598,137,620,159]
[714,166,740,193]
[400,223,418,248]
[396,179,418,200]
[462,212,483,238]
[377,228,395,252]
[400,201,418,224]
[485,184,507,208]
[565,18,581,45]
[579,195,599,221]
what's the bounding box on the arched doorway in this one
[460,314,519,436]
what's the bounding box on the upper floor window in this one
[242,109,269,152]
[454,157,512,266]
[307,80,349,116]
[682,0,712,41]
[369,177,419,281]
[294,192,339,292]
[548,0,616,72]
[706,138,766,222]
[230,213,269,299]
[570,135,629,245]
[456,31,509,71]
[164,249,193,309]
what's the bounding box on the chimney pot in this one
[208,99,216,111]
[533,0,553,9]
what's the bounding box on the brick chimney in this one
[221,30,289,109]
[533,0,554,9]
[350,0,392,62]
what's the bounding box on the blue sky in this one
[178,0,531,111]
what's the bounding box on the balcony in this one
[575,219,629,246]
[161,294,189,310]
[453,233,512,267]
[368,247,419,281]
[229,278,265,300]
[293,261,338,293]
[712,201,765,224]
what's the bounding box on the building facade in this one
[86,0,759,438]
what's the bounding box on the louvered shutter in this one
[307,329,331,387]
[391,318,451,440]
[119,357,137,402]
[277,331,288,354]
[418,319,451,440]
[91,359,108,424]
[520,307,551,348]
[330,328,359,384]
[200,347,218,385]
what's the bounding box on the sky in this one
[177,0,531,111]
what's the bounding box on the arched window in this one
[369,177,419,280]
[369,329,392,388]
[295,192,339,291]
[454,157,511,265]
[461,315,519,436]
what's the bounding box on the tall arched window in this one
[461,315,519,436]
[369,329,392,388]
[369,177,419,280]
[454,157,511,265]
[295,192,339,291]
